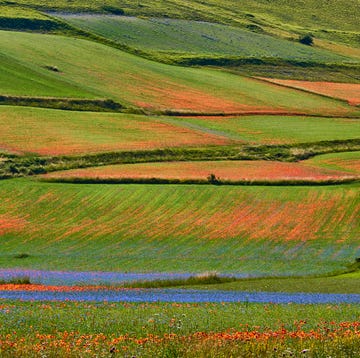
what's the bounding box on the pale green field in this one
[59,15,353,62]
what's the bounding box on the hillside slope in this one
[1,30,358,115]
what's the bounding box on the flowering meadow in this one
[0,300,359,357]
[1,179,359,274]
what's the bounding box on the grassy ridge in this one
[1,30,358,115]
[0,179,358,274]
[0,5,62,31]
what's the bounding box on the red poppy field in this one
[260,78,360,106]
[0,300,359,358]
[43,159,357,182]
[0,179,358,274]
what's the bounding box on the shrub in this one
[299,34,314,46]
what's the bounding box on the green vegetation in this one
[0,96,123,111]
[228,63,360,83]
[0,179,358,274]
[0,300,359,357]
[0,300,358,336]
[307,151,360,174]
[5,0,360,44]
[1,30,358,115]
[0,276,31,284]
[58,15,354,63]
[167,116,360,144]
[123,266,360,293]
[0,5,62,31]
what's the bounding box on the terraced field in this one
[0,106,231,155]
[59,15,354,63]
[1,30,358,115]
[0,179,358,274]
[260,78,360,106]
[44,160,356,182]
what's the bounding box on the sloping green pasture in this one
[0,179,358,274]
[0,5,62,31]
[58,15,353,63]
[1,30,358,115]
[7,0,360,44]
[0,52,95,98]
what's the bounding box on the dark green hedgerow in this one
[0,96,124,112]
[1,139,359,179]
[41,176,360,186]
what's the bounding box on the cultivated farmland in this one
[0,106,231,155]
[1,30,359,115]
[43,160,357,182]
[1,1,360,357]
[169,115,360,144]
[260,78,360,106]
[0,179,358,275]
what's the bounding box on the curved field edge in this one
[1,31,359,116]
[1,139,360,179]
[0,179,358,275]
[307,151,360,174]
[41,159,359,183]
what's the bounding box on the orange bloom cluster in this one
[1,322,359,355]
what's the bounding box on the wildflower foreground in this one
[1,323,359,357]
[0,301,359,357]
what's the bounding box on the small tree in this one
[299,34,314,46]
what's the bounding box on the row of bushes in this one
[0,95,124,112]
[41,176,359,186]
[1,139,359,179]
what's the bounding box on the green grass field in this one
[2,107,360,156]
[58,15,355,63]
[0,179,358,274]
[168,116,360,144]
[1,30,358,115]
[0,106,231,155]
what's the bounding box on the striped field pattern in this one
[0,179,358,274]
